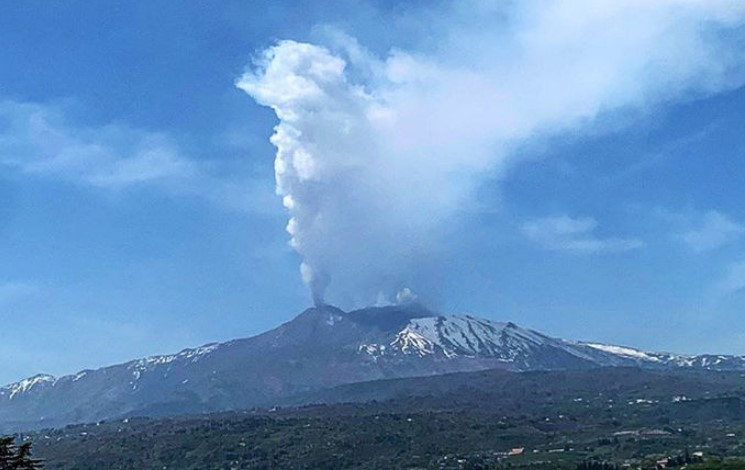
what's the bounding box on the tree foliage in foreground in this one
[0,436,43,469]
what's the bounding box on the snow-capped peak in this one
[0,374,56,401]
[386,315,551,360]
[356,310,745,372]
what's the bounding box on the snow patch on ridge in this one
[128,343,220,380]
[584,343,663,362]
[1,343,223,401]
[391,319,441,356]
[0,374,56,401]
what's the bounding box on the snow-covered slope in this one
[0,374,55,401]
[365,315,575,365]
[356,311,745,371]
[389,316,548,358]
[3,303,745,433]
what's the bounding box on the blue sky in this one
[1,1,745,384]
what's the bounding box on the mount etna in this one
[2,303,745,433]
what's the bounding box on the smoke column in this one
[238,1,745,306]
[238,42,401,305]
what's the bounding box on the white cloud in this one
[678,210,745,252]
[239,0,745,304]
[0,100,276,213]
[521,215,643,254]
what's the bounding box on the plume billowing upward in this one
[239,1,745,306]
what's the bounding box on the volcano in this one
[2,303,744,432]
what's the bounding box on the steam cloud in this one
[238,1,745,306]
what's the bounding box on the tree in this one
[0,437,43,469]
[0,437,16,470]
[12,443,43,470]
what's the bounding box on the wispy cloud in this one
[711,259,745,300]
[678,210,745,252]
[0,101,194,188]
[521,215,643,254]
[0,100,276,213]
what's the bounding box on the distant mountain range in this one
[3,303,745,432]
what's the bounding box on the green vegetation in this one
[16,367,745,469]
[687,460,745,469]
[22,403,745,469]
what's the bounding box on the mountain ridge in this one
[3,303,745,432]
